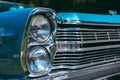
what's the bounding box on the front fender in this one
[0,8,34,78]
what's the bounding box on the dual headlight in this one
[30,15,51,42]
[27,14,52,77]
[21,9,56,78]
[27,46,52,77]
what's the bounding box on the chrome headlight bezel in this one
[29,14,51,43]
[21,8,57,78]
[27,46,52,77]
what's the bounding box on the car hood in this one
[57,12,120,24]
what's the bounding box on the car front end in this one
[29,12,120,80]
[0,1,57,79]
[53,12,120,80]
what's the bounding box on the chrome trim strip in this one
[34,63,120,80]
[20,11,31,73]
[53,58,120,70]
[79,22,120,26]
[57,44,120,52]
[57,28,120,31]
[61,20,120,26]
[57,39,120,44]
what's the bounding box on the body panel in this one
[0,8,34,78]
[0,5,57,78]
[57,12,120,24]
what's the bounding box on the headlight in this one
[21,9,56,78]
[27,46,52,77]
[30,15,51,42]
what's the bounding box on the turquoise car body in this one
[57,12,120,24]
[0,8,35,78]
[0,2,57,79]
[1,1,120,80]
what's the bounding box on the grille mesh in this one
[53,24,120,70]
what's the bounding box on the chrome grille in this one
[53,24,120,70]
[57,28,120,42]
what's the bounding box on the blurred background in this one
[2,0,120,14]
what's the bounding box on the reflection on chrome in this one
[62,20,81,24]
[21,8,57,78]
[30,15,51,42]
[27,46,52,77]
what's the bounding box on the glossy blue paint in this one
[0,8,34,78]
[57,12,120,24]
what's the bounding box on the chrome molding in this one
[61,20,120,26]
[20,13,31,73]
[53,58,120,70]
[20,8,57,76]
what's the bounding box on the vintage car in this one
[53,0,120,80]
[0,1,57,79]
[1,1,120,80]
[55,13,120,80]
[39,0,120,80]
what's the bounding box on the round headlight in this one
[30,15,51,42]
[27,46,52,77]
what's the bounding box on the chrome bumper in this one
[32,63,120,80]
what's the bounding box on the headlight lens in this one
[27,46,52,77]
[30,15,51,42]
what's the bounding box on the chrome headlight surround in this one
[30,14,51,43]
[27,46,52,77]
[21,8,57,78]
